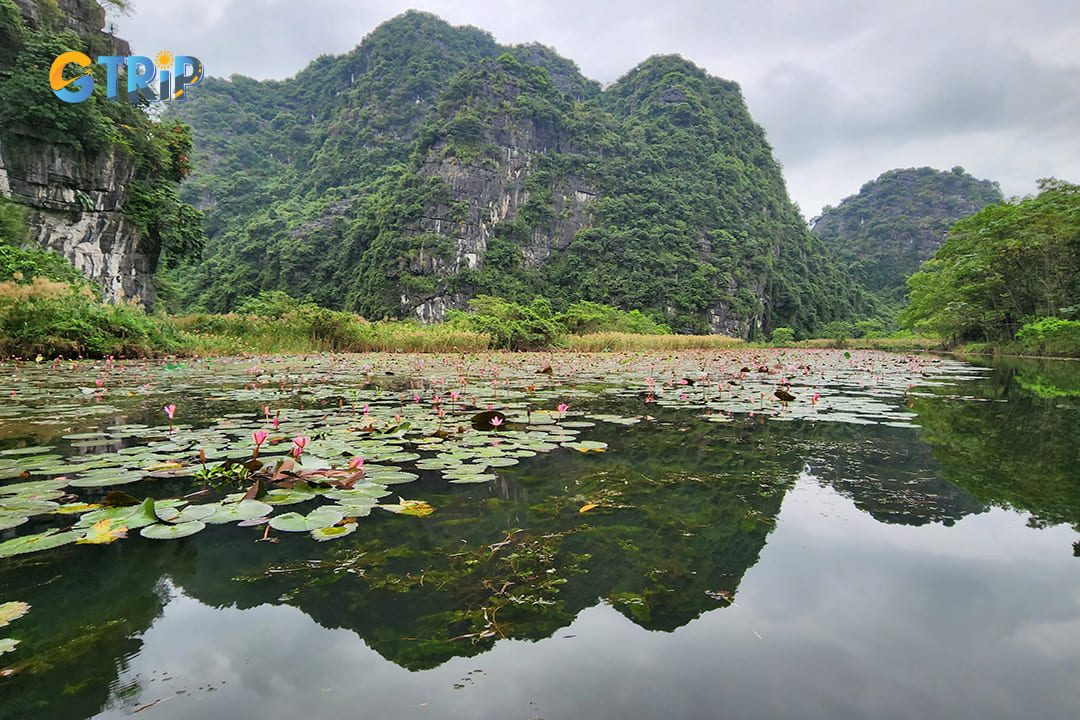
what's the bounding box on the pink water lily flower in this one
[490,416,504,427]
[164,404,176,419]
[291,434,310,459]
[252,430,269,459]
[348,456,364,470]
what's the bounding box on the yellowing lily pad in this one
[0,601,30,628]
[562,441,608,453]
[77,518,128,544]
[310,522,357,541]
[380,498,435,517]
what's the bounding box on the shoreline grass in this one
[4,300,1076,360]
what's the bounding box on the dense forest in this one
[163,10,868,338]
[4,2,1076,355]
[812,167,1003,309]
[901,179,1080,349]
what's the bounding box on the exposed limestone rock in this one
[12,0,129,54]
[403,112,596,321]
[2,0,155,307]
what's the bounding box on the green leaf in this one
[140,521,206,540]
[0,529,81,558]
[264,480,318,505]
[268,506,345,532]
[202,499,273,525]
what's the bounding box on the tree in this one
[900,179,1080,342]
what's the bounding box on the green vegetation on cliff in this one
[165,10,867,338]
[812,167,1003,309]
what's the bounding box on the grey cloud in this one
[115,0,1080,217]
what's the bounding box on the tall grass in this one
[797,335,943,351]
[173,313,491,354]
[561,332,744,351]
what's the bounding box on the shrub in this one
[1016,318,1080,357]
[558,300,671,335]
[448,295,562,350]
[770,327,795,346]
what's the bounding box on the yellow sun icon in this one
[154,51,174,71]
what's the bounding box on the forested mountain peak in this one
[811,166,1003,305]
[165,12,867,337]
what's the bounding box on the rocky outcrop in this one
[401,74,598,322]
[0,136,157,305]
[2,0,155,306]
[12,0,128,54]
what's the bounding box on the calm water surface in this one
[0,350,1077,719]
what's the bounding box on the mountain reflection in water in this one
[0,352,1078,719]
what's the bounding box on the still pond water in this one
[0,349,1078,719]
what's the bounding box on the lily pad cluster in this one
[0,349,977,560]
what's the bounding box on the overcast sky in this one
[112,0,1080,220]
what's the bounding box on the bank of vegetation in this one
[901,179,1080,358]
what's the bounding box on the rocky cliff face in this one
[12,0,128,52]
[0,137,157,305]
[404,98,597,321]
[1,0,156,306]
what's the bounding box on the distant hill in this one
[165,10,868,337]
[811,167,1003,306]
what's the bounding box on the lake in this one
[1,349,1078,719]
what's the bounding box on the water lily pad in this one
[562,440,608,453]
[75,498,174,531]
[311,522,357,541]
[77,518,128,544]
[447,474,497,484]
[0,529,81,558]
[264,480,318,505]
[366,471,419,485]
[55,502,101,514]
[140,521,206,540]
[328,502,375,517]
[0,446,56,456]
[268,506,345,532]
[325,485,392,501]
[379,498,435,517]
[0,601,30,628]
[202,499,274,525]
[0,497,60,515]
[0,638,19,655]
[482,456,520,468]
[0,479,70,496]
[0,514,29,531]
[68,470,145,488]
